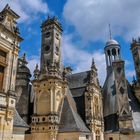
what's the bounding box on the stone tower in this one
[31,16,66,140]
[85,59,104,140]
[15,53,31,124]
[40,16,62,75]
[103,39,133,140]
[131,38,140,102]
[131,38,140,84]
[0,4,23,139]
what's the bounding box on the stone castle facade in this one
[0,4,140,140]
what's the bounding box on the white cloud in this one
[0,0,49,22]
[63,0,140,42]
[27,56,40,78]
[62,34,106,85]
[126,69,135,79]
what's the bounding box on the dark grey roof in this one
[59,88,90,133]
[104,113,119,132]
[102,70,117,117]
[70,87,86,97]
[66,71,89,122]
[67,71,90,89]
[18,65,31,74]
[104,80,140,132]
[128,84,140,132]
[13,109,29,128]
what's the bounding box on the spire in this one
[22,53,26,61]
[90,58,99,86]
[19,53,28,66]
[92,57,95,65]
[47,14,50,20]
[91,57,97,71]
[108,24,112,39]
[34,64,40,79]
[22,53,27,64]
[35,63,39,70]
[132,75,137,85]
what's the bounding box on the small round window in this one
[45,45,50,52]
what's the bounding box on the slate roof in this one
[66,71,90,122]
[67,71,90,89]
[102,70,117,117]
[18,65,31,75]
[59,88,90,133]
[13,109,29,128]
[128,84,140,132]
[103,71,140,132]
[70,87,86,97]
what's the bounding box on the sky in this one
[0,0,139,85]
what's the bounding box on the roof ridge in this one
[69,70,90,76]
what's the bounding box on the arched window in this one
[118,49,120,55]
[107,50,111,56]
[112,48,116,56]
[95,130,100,140]
[112,48,116,60]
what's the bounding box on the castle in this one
[0,4,140,140]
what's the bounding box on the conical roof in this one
[59,88,90,133]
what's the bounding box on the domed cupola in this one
[104,39,121,68]
[16,53,31,86]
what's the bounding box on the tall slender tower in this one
[131,38,140,84]
[40,16,62,76]
[15,54,31,124]
[103,39,133,139]
[31,17,66,140]
[85,59,104,140]
[131,38,140,102]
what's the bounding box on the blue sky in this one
[0,0,139,84]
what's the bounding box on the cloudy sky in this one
[0,0,139,85]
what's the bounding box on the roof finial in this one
[48,14,50,19]
[34,63,40,79]
[132,75,136,85]
[91,57,97,70]
[22,53,26,61]
[108,24,112,39]
[92,57,95,65]
[19,53,28,66]
[35,63,39,70]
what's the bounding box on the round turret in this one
[104,39,121,67]
[18,65,31,74]
[16,54,31,86]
